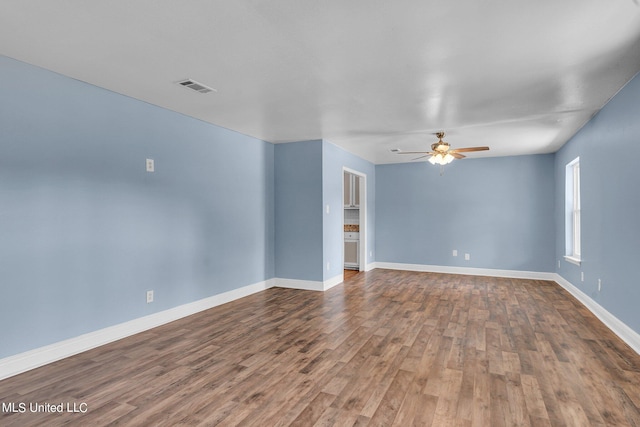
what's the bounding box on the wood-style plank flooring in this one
[343,269,361,281]
[1,269,639,426]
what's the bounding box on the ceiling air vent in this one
[176,79,216,94]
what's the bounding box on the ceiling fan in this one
[393,132,489,165]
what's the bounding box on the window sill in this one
[564,255,581,266]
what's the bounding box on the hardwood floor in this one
[343,269,361,281]
[1,269,639,426]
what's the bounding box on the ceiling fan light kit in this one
[395,131,490,171]
[428,153,455,165]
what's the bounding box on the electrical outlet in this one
[146,290,154,303]
[370,251,373,258]
[326,262,330,270]
[465,253,470,261]
[326,204,330,214]
[558,260,561,268]
[146,158,155,172]
[598,279,602,291]
[452,249,458,257]
[581,272,584,282]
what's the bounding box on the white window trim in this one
[565,157,581,265]
[564,255,581,266]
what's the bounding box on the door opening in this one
[343,168,366,273]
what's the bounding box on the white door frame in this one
[343,167,367,272]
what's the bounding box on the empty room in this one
[1,1,640,426]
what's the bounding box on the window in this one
[565,157,581,265]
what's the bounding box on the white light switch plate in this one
[146,158,154,172]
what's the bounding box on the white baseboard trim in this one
[553,274,640,355]
[374,262,556,281]
[365,262,376,272]
[275,277,325,291]
[0,278,276,381]
[275,274,344,292]
[323,273,344,291]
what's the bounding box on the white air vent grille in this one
[177,79,215,94]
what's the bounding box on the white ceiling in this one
[2,1,640,164]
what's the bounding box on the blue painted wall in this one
[555,72,640,334]
[376,155,555,272]
[0,56,275,358]
[322,140,376,280]
[274,139,376,283]
[274,140,324,281]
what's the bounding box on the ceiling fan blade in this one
[395,151,433,155]
[451,152,466,159]
[450,146,490,153]
[411,154,431,161]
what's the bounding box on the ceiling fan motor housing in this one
[432,142,450,152]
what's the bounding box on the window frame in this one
[564,157,581,265]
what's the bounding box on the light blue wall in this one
[274,140,324,281]
[376,155,555,272]
[555,72,640,334]
[274,139,376,283]
[322,140,376,280]
[0,56,275,358]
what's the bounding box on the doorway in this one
[343,168,366,273]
